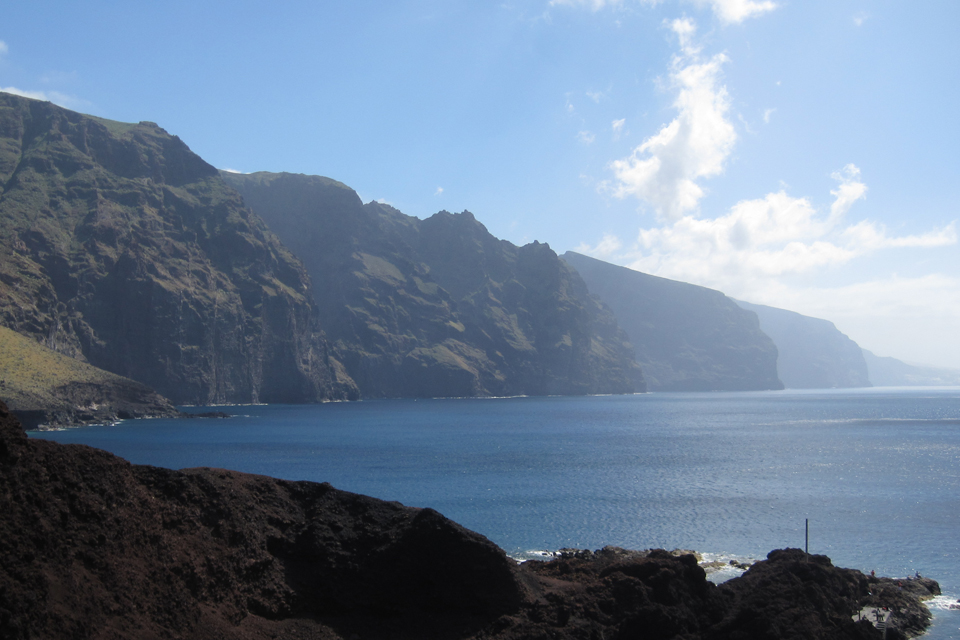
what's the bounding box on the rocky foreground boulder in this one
[0,401,936,639]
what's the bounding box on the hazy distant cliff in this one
[736,301,870,389]
[223,171,643,398]
[0,93,356,404]
[862,349,960,387]
[562,252,782,392]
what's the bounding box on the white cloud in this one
[606,20,736,221]
[0,40,8,56]
[548,0,627,9]
[220,168,246,174]
[0,87,90,111]
[435,186,444,196]
[695,0,777,24]
[829,163,867,221]
[612,117,626,140]
[853,11,868,27]
[579,166,957,299]
[746,274,960,369]
[578,130,596,144]
[762,108,775,123]
[586,90,604,103]
[549,0,776,23]
[575,233,623,258]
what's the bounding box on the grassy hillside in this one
[0,325,177,428]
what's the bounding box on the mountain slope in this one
[0,93,356,404]
[736,301,870,389]
[223,171,643,398]
[561,252,782,391]
[0,325,177,428]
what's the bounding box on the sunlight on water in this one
[33,388,960,633]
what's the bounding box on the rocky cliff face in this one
[0,93,356,404]
[0,325,178,429]
[1,401,934,639]
[223,171,642,398]
[736,301,870,389]
[562,252,783,392]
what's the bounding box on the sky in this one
[1,0,958,368]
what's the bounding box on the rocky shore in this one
[0,400,939,639]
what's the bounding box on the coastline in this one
[2,399,943,639]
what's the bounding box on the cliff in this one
[0,401,935,639]
[222,171,642,398]
[736,301,871,389]
[0,93,357,404]
[0,325,177,428]
[561,252,782,391]
[862,349,960,387]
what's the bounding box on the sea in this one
[30,387,960,638]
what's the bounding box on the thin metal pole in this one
[805,519,809,555]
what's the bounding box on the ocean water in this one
[31,388,960,637]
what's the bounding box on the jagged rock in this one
[0,93,357,404]
[223,171,642,398]
[0,402,936,639]
[562,252,783,391]
[0,400,525,639]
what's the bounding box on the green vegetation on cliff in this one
[0,93,357,404]
[562,252,782,392]
[0,325,177,428]
[223,171,643,398]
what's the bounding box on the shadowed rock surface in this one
[222,171,642,398]
[736,301,870,389]
[1,401,936,639]
[0,325,178,428]
[0,93,357,404]
[561,252,782,391]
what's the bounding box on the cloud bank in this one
[606,19,735,221]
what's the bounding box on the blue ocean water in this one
[31,388,960,636]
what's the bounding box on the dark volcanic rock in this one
[562,252,783,391]
[0,400,524,639]
[223,171,642,398]
[736,301,870,389]
[0,402,937,639]
[0,93,357,404]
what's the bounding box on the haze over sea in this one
[32,388,960,637]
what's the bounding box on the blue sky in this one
[2,0,958,368]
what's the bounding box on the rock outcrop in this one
[0,93,357,404]
[0,325,178,428]
[736,301,870,389]
[561,252,782,391]
[1,402,936,639]
[223,171,642,398]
